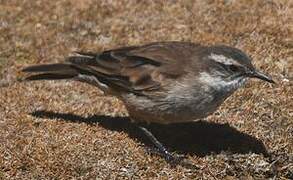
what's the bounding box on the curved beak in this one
[249,70,275,84]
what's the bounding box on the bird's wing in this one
[68,42,202,95]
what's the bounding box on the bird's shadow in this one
[31,110,269,157]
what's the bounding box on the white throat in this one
[198,72,247,92]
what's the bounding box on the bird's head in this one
[199,45,274,92]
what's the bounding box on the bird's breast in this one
[121,81,227,124]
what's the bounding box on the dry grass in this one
[0,0,292,179]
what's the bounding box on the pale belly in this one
[121,91,226,124]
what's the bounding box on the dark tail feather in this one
[22,64,74,73]
[24,73,77,81]
[21,54,102,82]
[22,63,79,81]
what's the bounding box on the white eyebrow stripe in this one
[208,53,235,65]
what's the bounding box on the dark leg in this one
[138,125,199,169]
[138,126,184,164]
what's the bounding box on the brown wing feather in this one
[127,41,202,76]
[69,42,203,94]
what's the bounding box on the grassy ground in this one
[0,0,292,179]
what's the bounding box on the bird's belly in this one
[122,92,223,124]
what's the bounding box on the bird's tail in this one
[22,63,79,81]
[21,52,97,81]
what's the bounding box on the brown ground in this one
[0,0,292,179]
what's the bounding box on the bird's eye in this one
[227,65,240,72]
[215,62,241,73]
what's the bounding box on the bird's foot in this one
[146,147,197,169]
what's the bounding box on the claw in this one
[139,125,198,169]
[144,146,195,168]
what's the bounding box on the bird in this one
[22,41,274,164]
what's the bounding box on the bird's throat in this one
[198,72,247,93]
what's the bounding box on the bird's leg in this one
[138,126,184,165]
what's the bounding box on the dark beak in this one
[249,70,275,84]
